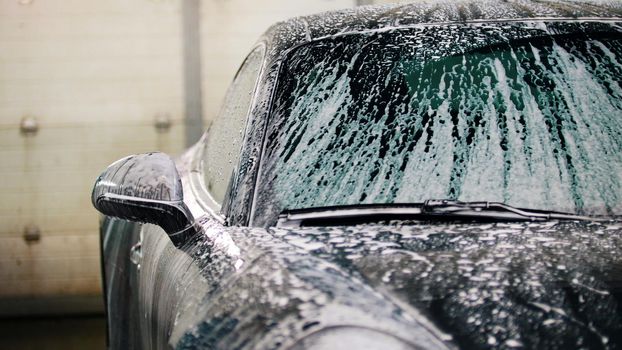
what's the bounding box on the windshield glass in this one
[255,22,622,226]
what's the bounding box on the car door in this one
[101,44,267,349]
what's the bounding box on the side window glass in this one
[203,46,264,205]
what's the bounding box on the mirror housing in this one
[92,152,197,248]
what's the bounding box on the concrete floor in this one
[0,315,106,350]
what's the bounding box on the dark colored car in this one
[93,1,622,349]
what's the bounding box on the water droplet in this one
[505,339,523,348]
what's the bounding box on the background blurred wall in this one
[0,0,186,313]
[0,0,356,315]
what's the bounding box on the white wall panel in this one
[0,0,185,302]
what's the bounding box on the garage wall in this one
[0,0,186,302]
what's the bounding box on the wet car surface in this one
[94,1,622,349]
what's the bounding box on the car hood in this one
[147,219,622,349]
[273,220,622,349]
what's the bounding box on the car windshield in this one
[254,21,622,226]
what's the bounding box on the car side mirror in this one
[92,152,197,248]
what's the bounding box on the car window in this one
[255,22,622,225]
[203,46,264,206]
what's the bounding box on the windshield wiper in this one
[277,199,600,228]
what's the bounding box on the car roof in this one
[259,0,622,61]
